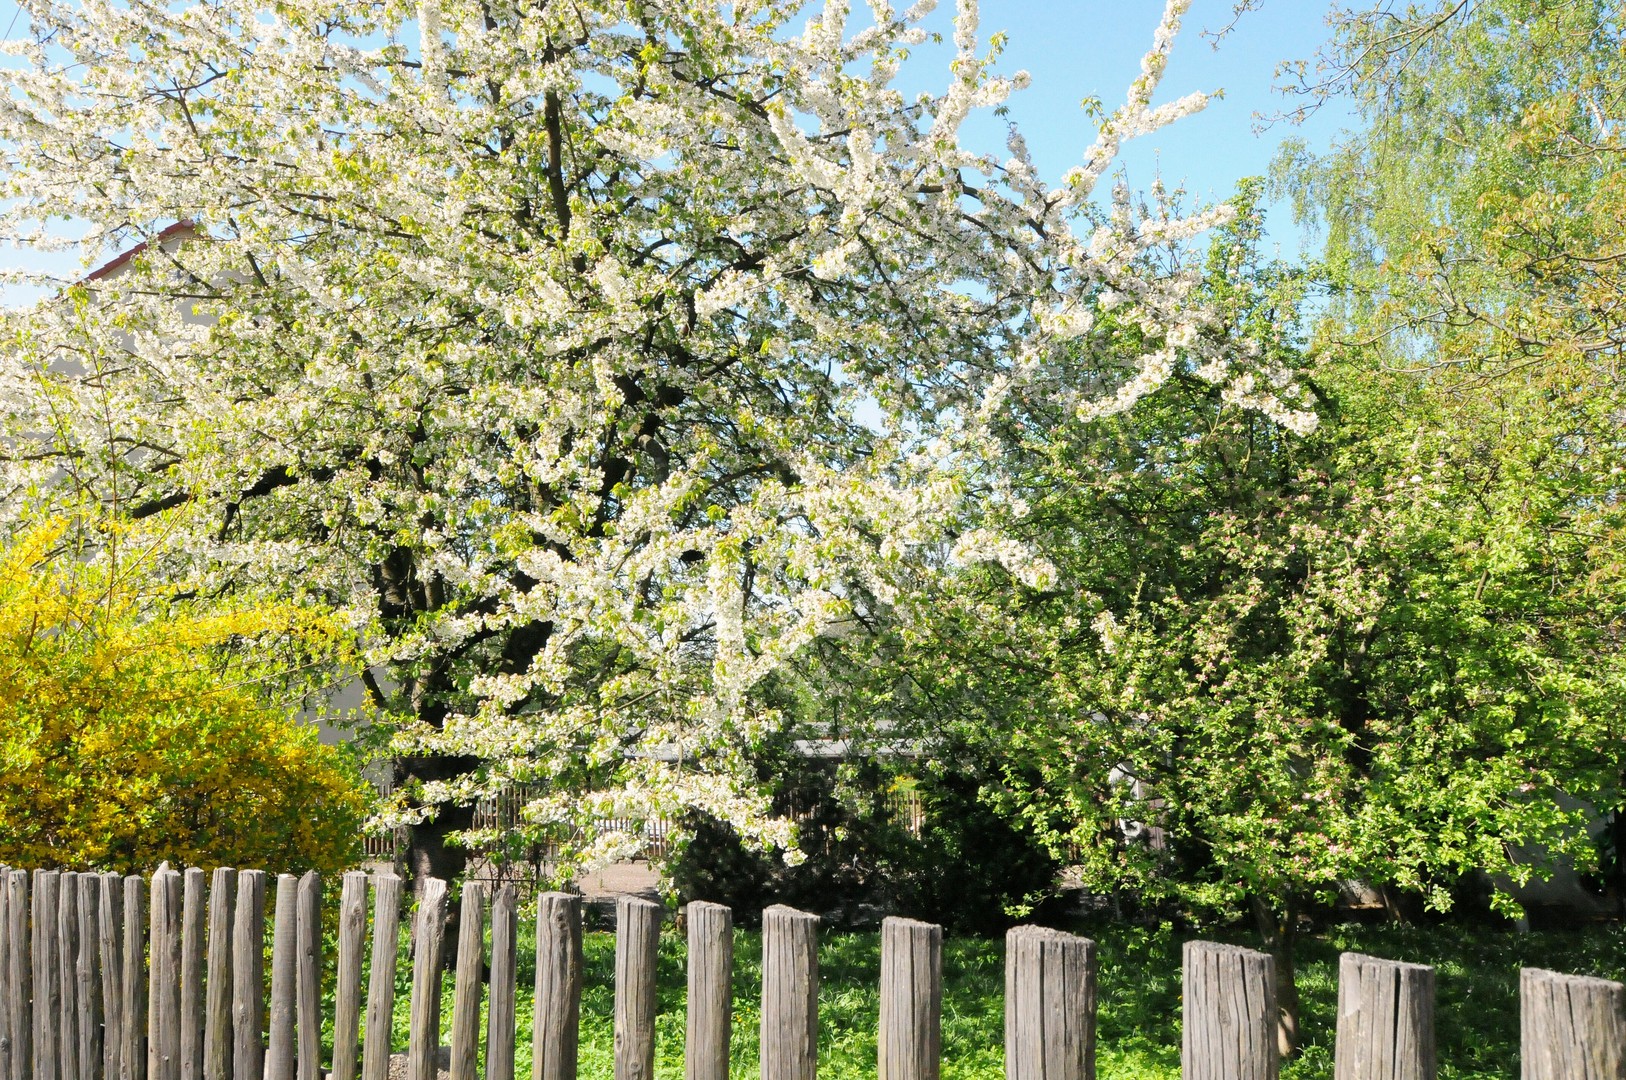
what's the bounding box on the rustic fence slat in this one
[531,893,582,1080]
[1004,926,1094,1080]
[98,876,122,1080]
[264,875,298,1080]
[360,875,403,1080]
[35,870,60,1080]
[1181,941,1278,1080]
[1520,967,1626,1080]
[202,869,236,1080]
[760,905,819,1080]
[1,872,10,1080]
[684,902,732,1080]
[8,871,30,1080]
[75,874,102,1080]
[450,883,486,1080]
[121,876,147,1080]
[180,870,207,1080]
[880,917,941,1080]
[295,872,322,1080]
[149,868,184,1080]
[57,872,78,1080]
[613,898,662,1080]
[330,871,368,1080]
[407,878,449,1080]
[486,886,518,1080]
[231,872,266,1080]
[1333,952,1434,1080]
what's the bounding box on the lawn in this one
[372,913,1626,1080]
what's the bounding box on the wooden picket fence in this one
[0,865,1622,1080]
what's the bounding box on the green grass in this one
[352,916,1626,1080]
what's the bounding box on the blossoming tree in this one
[0,0,1311,883]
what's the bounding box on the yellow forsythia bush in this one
[0,514,375,875]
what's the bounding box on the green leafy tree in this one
[1274,0,1626,377]
[1275,0,1626,897]
[825,189,1626,1053]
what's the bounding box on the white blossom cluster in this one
[0,0,1312,869]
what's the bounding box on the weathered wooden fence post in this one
[1005,926,1096,1080]
[121,875,147,1080]
[532,893,582,1080]
[97,874,121,1080]
[1521,968,1626,1080]
[880,917,942,1080]
[58,872,79,1080]
[149,868,183,1080]
[35,869,60,1080]
[295,872,322,1080]
[179,869,206,1080]
[1334,953,1435,1080]
[265,874,298,1080]
[0,871,9,1080]
[613,897,662,1080]
[450,882,486,1080]
[9,871,31,1080]
[760,905,819,1080]
[53,871,75,1080]
[202,869,235,1080]
[487,886,519,1080]
[1182,941,1278,1080]
[230,871,266,1080]
[76,873,103,1080]
[406,879,448,1080]
[330,871,368,1080]
[360,875,403,1080]
[685,902,732,1080]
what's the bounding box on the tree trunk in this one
[397,751,479,966]
[1250,895,1300,1060]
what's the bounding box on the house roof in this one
[83,221,196,283]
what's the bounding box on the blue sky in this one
[923,0,1352,247]
[0,0,1351,297]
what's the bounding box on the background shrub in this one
[0,513,373,875]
